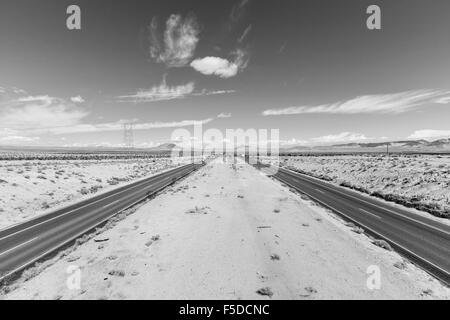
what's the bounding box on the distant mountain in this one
[279,145,315,153]
[428,138,450,147]
[0,144,178,154]
[279,138,450,153]
[151,143,177,151]
[331,139,449,149]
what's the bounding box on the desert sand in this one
[2,159,448,300]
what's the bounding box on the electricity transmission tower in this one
[123,123,134,149]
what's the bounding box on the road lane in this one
[263,166,450,285]
[0,163,202,282]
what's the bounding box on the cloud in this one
[433,96,450,104]
[116,77,195,103]
[149,17,162,61]
[49,118,214,135]
[311,132,368,144]
[0,87,217,147]
[191,57,238,78]
[238,24,252,43]
[15,95,54,104]
[0,93,88,133]
[279,138,309,146]
[11,87,27,94]
[191,49,249,78]
[116,77,235,103]
[192,89,237,97]
[70,95,85,103]
[233,48,250,69]
[0,89,89,144]
[263,90,450,116]
[217,113,232,118]
[0,128,19,138]
[149,14,200,67]
[229,0,251,28]
[408,129,450,140]
[0,135,40,144]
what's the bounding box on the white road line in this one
[0,167,191,242]
[0,237,38,257]
[0,165,191,234]
[315,188,325,194]
[0,166,196,282]
[281,168,450,237]
[359,208,382,219]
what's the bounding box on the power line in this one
[123,123,134,149]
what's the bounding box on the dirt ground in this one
[2,159,448,300]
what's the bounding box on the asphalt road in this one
[0,163,202,282]
[263,165,450,286]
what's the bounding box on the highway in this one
[0,163,203,283]
[261,165,450,286]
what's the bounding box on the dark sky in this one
[1,0,450,147]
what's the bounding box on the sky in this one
[0,0,450,148]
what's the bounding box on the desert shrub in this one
[256,287,273,297]
[108,270,125,277]
[79,187,89,195]
[372,239,392,251]
[41,202,50,209]
[107,177,120,185]
[90,185,103,193]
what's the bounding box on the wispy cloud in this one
[238,24,252,43]
[116,77,235,103]
[433,96,450,104]
[229,0,251,30]
[263,89,450,116]
[0,88,91,145]
[70,95,85,103]
[408,129,450,140]
[50,118,214,135]
[191,49,249,78]
[0,92,88,132]
[311,132,368,144]
[0,87,217,146]
[0,135,40,144]
[217,113,232,118]
[116,77,195,103]
[149,14,200,67]
[192,89,237,97]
